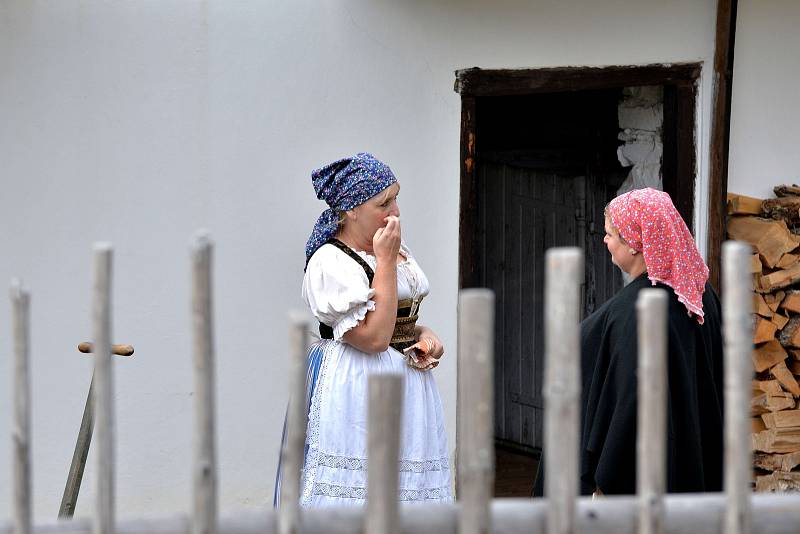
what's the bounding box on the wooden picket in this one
[543,248,583,534]
[92,244,114,534]
[11,280,31,534]
[636,288,668,534]
[191,233,217,534]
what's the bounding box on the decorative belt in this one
[318,296,423,352]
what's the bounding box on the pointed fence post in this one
[457,289,494,534]
[192,233,217,534]
[11,280,32,534]
[723,241,753,534]
[544,247,583,534]
[636,289,668,534]
[365,374,403,534]
[92,244,114,534]
[278,313,310,534]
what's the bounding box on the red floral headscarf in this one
[607,188,709,324]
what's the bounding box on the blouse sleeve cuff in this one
[332,299,376,341]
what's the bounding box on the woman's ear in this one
[345,209,357,222]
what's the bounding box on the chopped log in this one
[754,274,769,294]
[771,361,800,396]
[789,360,800,375]
[751,392,796,415]
[763,197,800,226]
[751,254,763,273]
[755,317,779,344]
[755,471,800,492]
[789,349,800,361]
[772,313,790,330]
[754,340,789,372]
[779,317,800,348]
[762,410,800,429]
[760,264,800,291]
[780,291,800,313]
[753,417,767,433]
[727,192,764,215]
[774,184,800,198]
[754,293,773,317]
[753,451,800,472]
[727,216,797,268]
[752,427,800,453]
[765,290,786,312]
[753,379,785,396]
[778,253,800,269]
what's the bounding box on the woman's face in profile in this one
[603,216,634,273]
[350,182,401,238]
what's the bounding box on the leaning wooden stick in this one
[457,288,494,534]
[637,288,668,534]
[278,313,309,534]
[365,374,403,534]
[59,375,94,519]
[723,241,754,534]
[192,232,217,534]
[11,280,32,534]
[60,341,134,518]
[544,247,583,534]
[92,243,114,534]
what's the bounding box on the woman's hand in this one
[413,325,444,359]
[373,215,401,263]
[409,352,439,371]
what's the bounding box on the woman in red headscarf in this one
[534,188,724,496]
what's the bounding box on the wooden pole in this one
[365,374,403,534]
[457,288,494,534]
[707,0,739,291]
[722,241,753,534]
[544,247,583,534]
[278,313,309,534]
[636,289,668,534]
[92,244,114,534]
[59,375,95,518]
[191,232,217,534]
[11,280,32,534]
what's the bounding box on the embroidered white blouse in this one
[298,242,452,506]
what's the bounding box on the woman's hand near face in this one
[342,216,400,353]
[373,215,401,263]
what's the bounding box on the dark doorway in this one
[455,64,700,496]
[477,89,626,455]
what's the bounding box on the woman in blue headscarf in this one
[275,153,452,507]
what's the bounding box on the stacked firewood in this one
[728,187,800,492]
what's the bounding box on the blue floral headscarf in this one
[305,153,397,261]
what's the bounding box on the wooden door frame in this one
[454,63,702,290]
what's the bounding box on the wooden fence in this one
[3,238,800,533]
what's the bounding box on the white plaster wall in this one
[0,0,716,521]
[728,0,800,200]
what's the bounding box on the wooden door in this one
[479,161,624,451]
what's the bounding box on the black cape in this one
[533,273,724,496]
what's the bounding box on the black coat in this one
[534,274,724,496]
